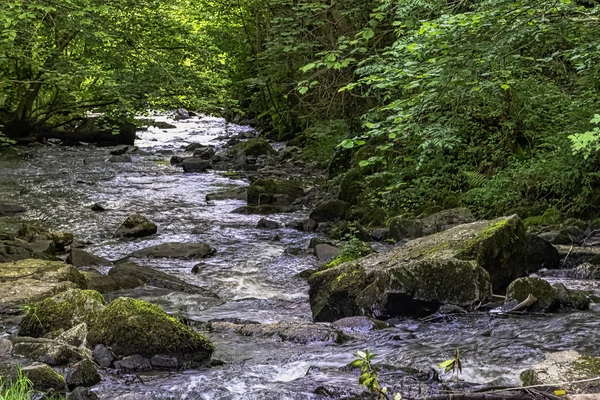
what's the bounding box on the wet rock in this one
[191,263,206,274]
[67,249,112,267]
[331,316,392,333]
[170,155,186,166]
[303,219,318,231]
[0,202,26,216]
[150,355,179,370]
[90,203,106,212]
[89,297,214,364]
[572,263,600,279]
[185,143,203,151]
[308,238,333,249]
[421,208,476,236]
[525,234,560,273]
[0,259,86,314]
[314,244,340,262]
[228,138,276,157]
[114,214,157,238]
[10,337,87,366]
[257,218,280,229]
[387,218,424,242]
[0,337,13,355]
[309,200,351,223]
[555,245,600,268]
[108,154,132,163]
[21,363,67,393]
[68,387,99,400]
[174,108,190,120]
[129,242,216,259]
[505,277,559,312]
[65,359,101,390]
[309,215,526,321]
[206,187,247,201]
[81,270,121,293]
[520,350,600,390]
[108,261,218,297]
[232,205,284,215]
[114,354,152,371]
[93,344,114,368]
[19,289,105,338]
[552,283,590,310]
[182,158,210,172]
[371,228,389,242]
[110,145,138,155]
[247,179,304,206]
[193,147,215,160]
[209,321,348,344]
[0,239,58,262]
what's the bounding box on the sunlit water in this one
[1,114,599,399]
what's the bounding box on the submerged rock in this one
[308,215,527,321]
[18,289,105,338]
[89,297,214,364]
[331,316,392,333]
[114,214,157,238]
[0,202,26,216]
[129,242,216,259]
[0,259,86,314]
[228,138,276,158]
[209,321,348,344]
[93,344,115,368]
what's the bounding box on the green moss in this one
[572,356,600,377]
[520,369,535,386]
[247,178,304,206]
[505,277,558,311]
[298,120,349,166]
[321,239,372,270]
[19,289,105,338]
[21,364,66,393]
[89,297,213,361]
[233,138,276,157]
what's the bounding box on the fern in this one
[462,171,487,189]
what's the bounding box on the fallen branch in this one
[507,294,537,313]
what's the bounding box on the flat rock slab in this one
[0,203,26,216]
[0,259,86,313]
[129,242,216,259]
[67,248,112,267]
[10,336,87,366]
[209,321,348,344]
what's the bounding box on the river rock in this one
[65,359,101,390]
[314,244,340,262]
[91,203,106,212]
[114,214,157,238]
[21,363,67,393]
[209,321,348,344]
[308,215,527,321]
[182,158,210,172]
[150,354,179,369]
[257,218,280,229]
[67,249,112,267]
[174,108,190,120]
[525,234,560,273]
[108,154,132,163]
[193,147,215,160]
[93,344,115,368]
[552,283,590,310]
[387,217,424,242]
[505,277,559,312]
[19,289,105,338]
[68,387,99,400]
[0,239,58,262]
[309,200,351,223]
[206,187,247,201]
[114,354,152,371]
[88,297,214,365]
[0,259,86,314]
[247,178,304,206]
[331,316,392,333]
[521,350,600,391]
[110,145,138,155]
[421,208,476,235]
[0,202,26,216]
[170,155,185,166]
[232,205,284,215]
[572,263,600,279]
[10,337,87,366]
[57,323,89,348]
[129,242,216,259]
[228,138,276,158]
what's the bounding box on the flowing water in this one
[1,115,600,399]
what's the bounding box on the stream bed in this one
[1,115,600,399]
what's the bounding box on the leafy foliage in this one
[0,367,34,400]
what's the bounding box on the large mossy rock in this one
[19,289,105,338]
[21,363,67,393]
[10,336,87,366]
[309,200,351,223]
[247,179,305,206]
[308,215,527,321]
[505,277,559,312]
[0,259,86,314]
[521,351,600,390]
[89,297,213,364]
[230,138,276,157]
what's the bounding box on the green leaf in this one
[362,28,375,40]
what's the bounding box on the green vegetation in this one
[0,368,34,400]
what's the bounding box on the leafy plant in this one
[0,367,34,400]
[350,350,401,400]
[439,348,463,383]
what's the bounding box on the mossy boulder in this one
[230,138,276,157]
[247,179,305,206]
[308,215,527,321]
[344,206,386,228]
[65,359,101,390]
[0,259,87,314]
[19,289,105,338]
[310,200,351,223]
[338,169,364,205]
[114,214,157,238]
[387,217,424,242]
[421,208,475,235]
[21,363,67,394]
[552,283,590,310]
[520,350,600,390]
[89,297,213,364]
[10,336,87,366]
[505,277,559,312]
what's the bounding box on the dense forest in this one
[3,0,600,219]
[2,0,600,399]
